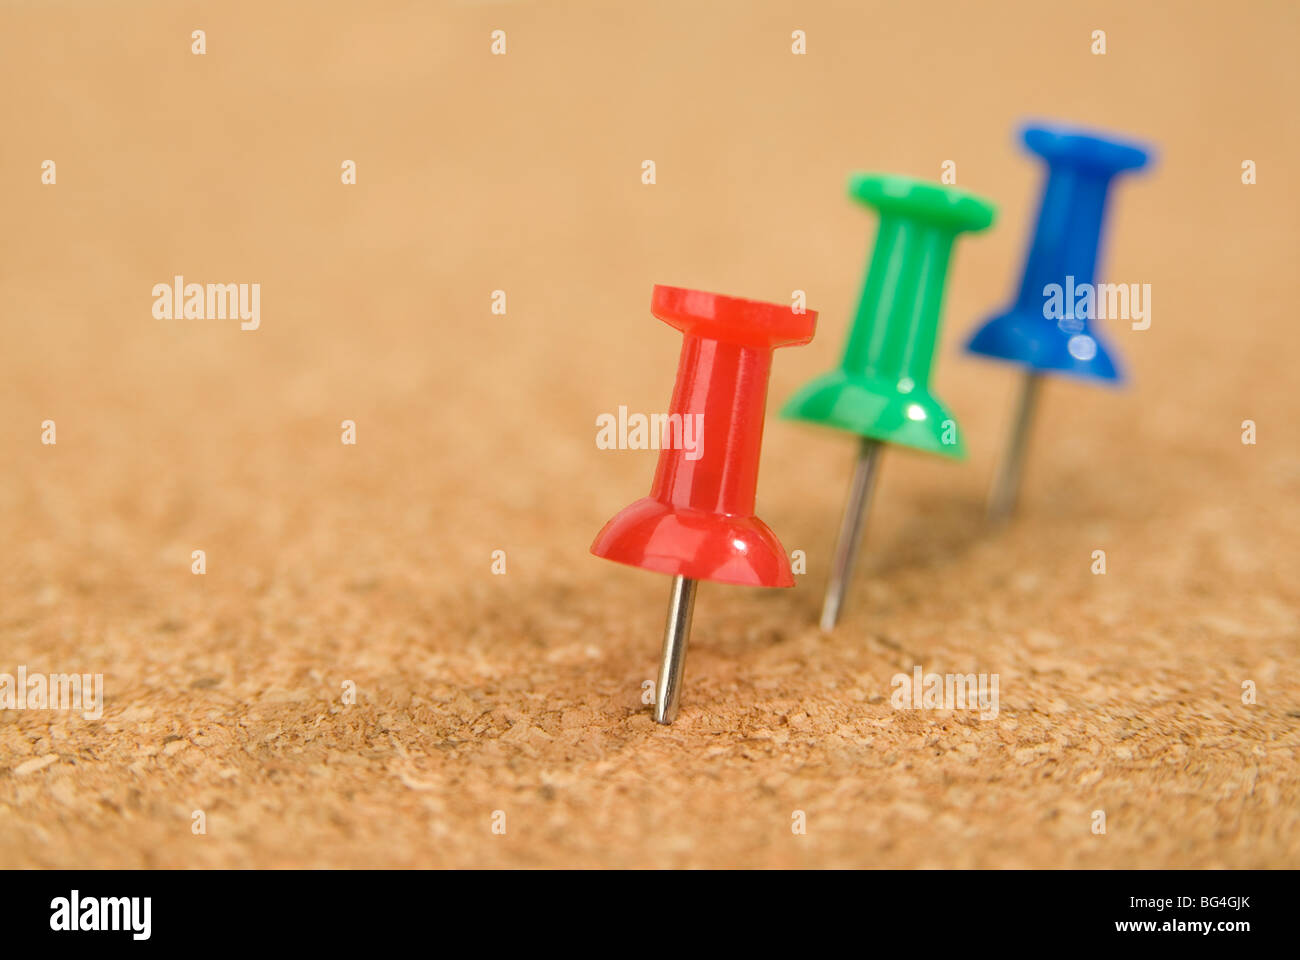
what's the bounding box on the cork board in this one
[1,0,1296,868]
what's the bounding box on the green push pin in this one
[782,173,996,631]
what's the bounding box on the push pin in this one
[592,285,816,724]
[966,123,1151,523]
[782,174,995,632]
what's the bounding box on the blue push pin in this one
[966,122,1152,522]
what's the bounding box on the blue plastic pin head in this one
[966,123,1152,383]
[970,122,1153,523]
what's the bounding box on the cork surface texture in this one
[1,1,1297,868]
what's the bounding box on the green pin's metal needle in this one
[819,437,883,632]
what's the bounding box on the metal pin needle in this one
[819,436,884,633]
[654,574,697,724]
[987,371,1041,525]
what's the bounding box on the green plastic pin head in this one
[782,174,995,459]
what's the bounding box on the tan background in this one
[1,0,1296,868]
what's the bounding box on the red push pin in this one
[592,284,816,724]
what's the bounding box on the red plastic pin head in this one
[592,285,816,588]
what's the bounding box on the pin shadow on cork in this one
[966,124,1152,524]
[591,285,817,724]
